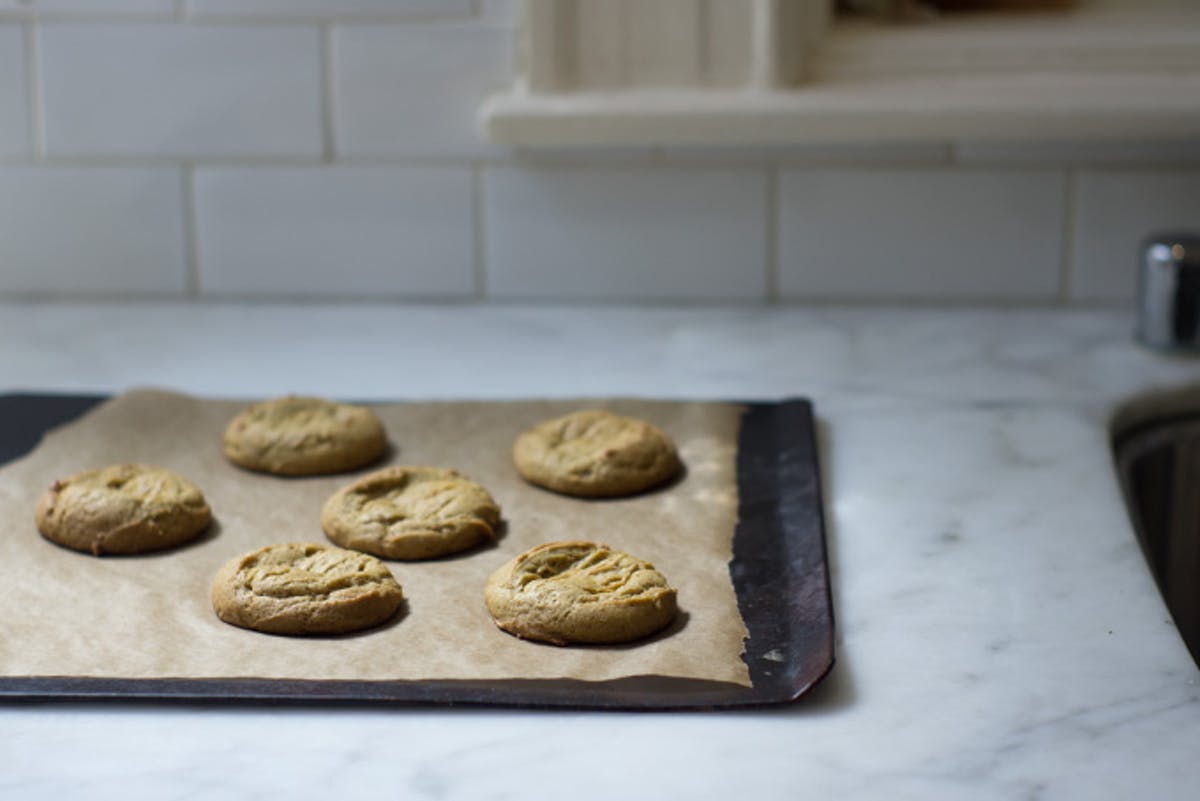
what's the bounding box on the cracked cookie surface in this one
[484,541,677,645]
[512,409,681,498]
[222,396,387,476]
[211,542,405,635]
[35,463,212,556]
[322,466,501,560]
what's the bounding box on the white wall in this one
[0,0,1197,305]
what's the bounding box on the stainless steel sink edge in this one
[1112,385,1200,670]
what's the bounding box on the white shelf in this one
[483,4,1200,147]
[483,71,1200,146]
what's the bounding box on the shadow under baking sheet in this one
[0,393,834,711]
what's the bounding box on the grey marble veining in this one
[1,302,1198,800]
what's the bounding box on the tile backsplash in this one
[0,1,1197,305]
[484,166,768,302]
[193,165,475,297]
[41,23,324,158]
[778,168,1066,302]
[0,24,27,157]
[0,166,186,294]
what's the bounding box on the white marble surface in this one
[2,302,1199,800]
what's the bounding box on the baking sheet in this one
[0,391,832,708]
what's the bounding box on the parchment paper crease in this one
[0,390,751,688]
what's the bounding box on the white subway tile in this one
[0,26,28,157]
[0,167,185,294]
[1071,170,1200,304]
[479,0,519,24]
[778,168,1065,301]
[41,24,322,157]
[190,0,470,18]
[0,1,174,12]
[335,23,514,158]
[484,166,767,301]
[194,166,475,298]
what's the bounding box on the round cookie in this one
[484,541,677,646]
[35,463,212,556]
[222,395,387,476]
[211,542,404,636]
[322,466,501,560]
[512,409,681,498]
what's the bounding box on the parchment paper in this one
[0,390,751,688]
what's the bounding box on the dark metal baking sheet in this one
[0,394,834,709]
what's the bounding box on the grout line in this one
[319,22,336,163]
[0,153,658,169]
[8,151,1175,171]
[0,12,179,23]
[764,166,779,303]
[0,154,1190,175]
[23,21,45,162]
[0,290,494,305]
[472,165,488,300]
[1058,168,1077,304]
[0,12,479,25]
[0,290,1118,308]
[180,164,200,296]
[0,153,972,170]
[0,154,331,168]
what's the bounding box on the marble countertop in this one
[2,302,1199,800]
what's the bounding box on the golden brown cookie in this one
[34,463,212,556]
[222,395,387,476]
[322,466,501,560]
[211,542,404,636]
[512,409,681,498]
[484,541,677,645]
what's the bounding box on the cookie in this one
[34,463,212,556]
[322,466,501,560]
[512,409,681,498]
[484,541,677,645]
[211,542,404,636]
[222,395,387,476]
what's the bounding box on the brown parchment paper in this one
[0,390,751,688]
